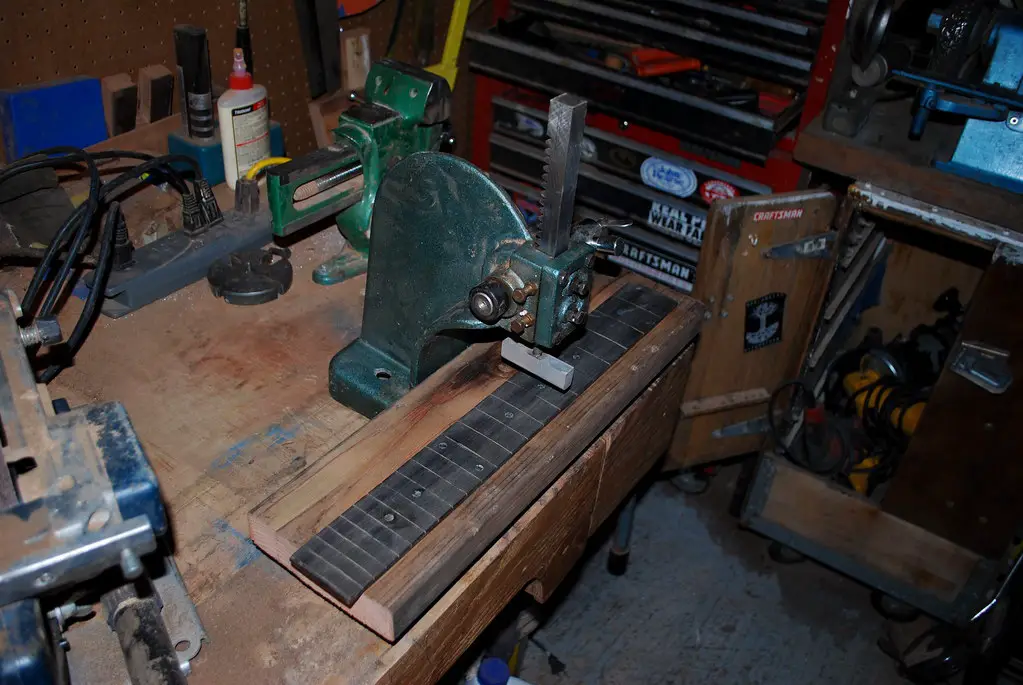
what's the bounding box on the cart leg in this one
[607,493,638,576]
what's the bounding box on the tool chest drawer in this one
[467,0,832,163]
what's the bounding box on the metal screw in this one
[475,464,484,472]
[703,311,712,320]
[349,90,359,101]
[437,442,448,450]
[34,572,54,589]
[412,489,423,498]
[512,282,538,304]
[504,412,514,419]
[120,549,143,580]
[383,513,395,523]
[20,318,62,348]
[1010,116,1020,126]
[720,310,729,318]
[409,88,418,98]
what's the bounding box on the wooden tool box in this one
[739,184,1022,623]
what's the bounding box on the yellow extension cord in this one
[244,156,292,181]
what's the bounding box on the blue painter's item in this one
[0,599,53,685]
[477,658,511,685]
[89,403,168,536]
[168,120,285,186]
[0,78,108,160]
[899,13,1023,191]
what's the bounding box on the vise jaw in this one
[267,60,452,283]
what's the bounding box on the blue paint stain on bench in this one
[212,423,300,470]
[212,518,261,570]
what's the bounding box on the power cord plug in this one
[181,192,204,237]
[195,178,223,229]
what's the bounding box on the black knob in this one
[469,277,510,325]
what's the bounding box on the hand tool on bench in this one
[323,91,626,417]
[0,290,204,683]
[250,90,705,643]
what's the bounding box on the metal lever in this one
[500,338,575,390]
[538,94,587,258]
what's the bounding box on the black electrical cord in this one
[36,202,120,384]
[768,379,850,475]
[2,147,205,381]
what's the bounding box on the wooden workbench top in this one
[21,225,403,683]
[0,182,701,683]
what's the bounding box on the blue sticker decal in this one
[640,157,698,199]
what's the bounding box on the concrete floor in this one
[515,465,907,685]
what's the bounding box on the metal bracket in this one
[501,338,575,390]
[762,231,837,260]
[712,415,770,439]
[950,340,1013,394]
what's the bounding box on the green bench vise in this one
[266,59,452,284]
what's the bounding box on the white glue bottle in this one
[218,48,269,189]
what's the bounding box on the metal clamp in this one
[950,340,1013,394]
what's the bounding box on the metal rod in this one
[292,163,364,202]
[538,93,587,257]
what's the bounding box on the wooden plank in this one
[668,190,837,466]
[666,402,768,470]
[681,388,769,417]
[101,73,137,136]
[348,416,605,685]
[250,278,703,640]
[136,64,175,125]
[755,456,980,601]
[683,189,837,402]
[356,349,695,685]
[882,252,1023,558]
[587,347,694,536]
[853,239,984,342]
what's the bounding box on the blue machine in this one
[0,291,196,684]
[895,7,1023,192]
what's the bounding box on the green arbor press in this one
[268,60,622,417]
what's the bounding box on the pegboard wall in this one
[0,0,457,157]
